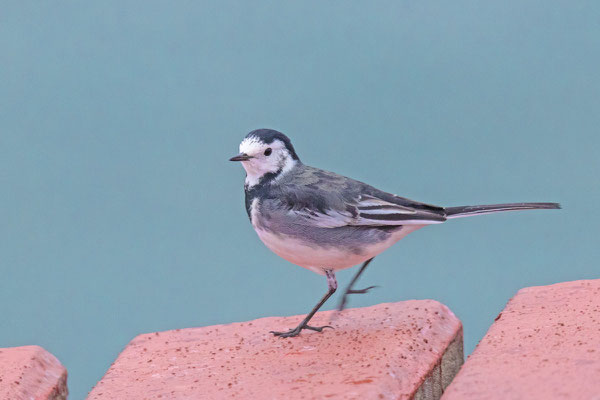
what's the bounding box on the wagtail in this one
[230,129,560,337]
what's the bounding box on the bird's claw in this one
[337,285,379,311]
[346,285,379,294]
[270,324,334,338]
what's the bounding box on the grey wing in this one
[352,193,446,225]
[274,166,447,228]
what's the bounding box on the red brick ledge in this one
[88,300,463,399]
[442,279,600,399]
[0,345,68,400]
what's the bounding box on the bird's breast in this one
[248,197,424,272]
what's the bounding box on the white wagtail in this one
[230,129,560,338]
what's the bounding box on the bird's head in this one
[230,129,300,188]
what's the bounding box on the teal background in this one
[1,1,598,398]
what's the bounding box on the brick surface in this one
[443,279,600,400]
[0,345,68,400]
[88,301,463,399]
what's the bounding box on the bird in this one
[230,128,560,338]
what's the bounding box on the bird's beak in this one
[229,153,253,162]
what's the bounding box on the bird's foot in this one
[347,285,378,295]
[337,285,379,311]
[270,324,333,338]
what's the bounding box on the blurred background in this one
[2,1,598,398]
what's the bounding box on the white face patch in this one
[238,136,265,159]
[238,137,297,188]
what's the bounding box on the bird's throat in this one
[243,158,298,189]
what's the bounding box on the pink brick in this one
[0,345,68,400]
[443,279,600,399]
[88,301,463,399]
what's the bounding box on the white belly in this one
[254,225,424,275]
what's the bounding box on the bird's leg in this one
[271,270,337,338]
[337,257,378,311]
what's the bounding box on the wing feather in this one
[353,194,445,225]
[272,165,447,228]
[284,194,445,227]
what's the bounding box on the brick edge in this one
[414,327,464,400]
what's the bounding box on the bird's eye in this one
[264,148,272,156]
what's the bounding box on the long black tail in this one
[445,202,561,219]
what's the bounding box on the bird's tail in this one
[445,202,561,219]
